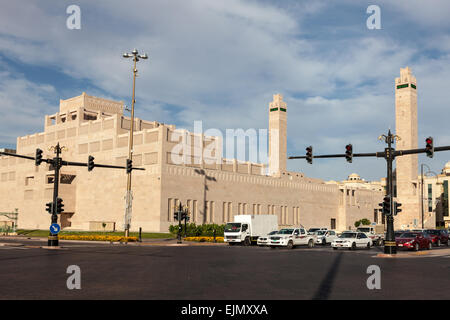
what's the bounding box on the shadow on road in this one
[312,252,343,300]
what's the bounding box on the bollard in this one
[139,227,142,242]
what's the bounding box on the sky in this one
[1,0,450,182]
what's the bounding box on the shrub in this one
[169,223,225,237]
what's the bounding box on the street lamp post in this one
[122,49,148,237]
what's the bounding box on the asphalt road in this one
[0,238,449,300]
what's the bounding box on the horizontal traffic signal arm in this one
[0,150,51,163]
[0,151,145,171]
[288,145,450,160]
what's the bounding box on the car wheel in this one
[349,242,356,251]
[322,239,326,246]
[379,239,384,246]
[428,242,432,250]
[414,243,419,251]
[437,239,441,247]
[446,240,449,247]
[308,239,314,248]
[366,242,371,249]
[287,241,294,249]
[244,237,251,246]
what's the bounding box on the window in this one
[25,176,34,186]
[428,184,433,212]
[331,218,336,230]
[46,175,55,184]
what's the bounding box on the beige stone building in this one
[0,92,385,233]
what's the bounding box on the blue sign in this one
[50,223,61,234]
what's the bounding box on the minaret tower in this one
[395,67,419,229]
[268,94,287,176]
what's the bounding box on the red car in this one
[424,229,449,247]
[395,232,432,251]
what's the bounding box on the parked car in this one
[331,231,372,250]
[307,227,327,235]
[257,230,279,246]
[424,229,449,247]
[269,228,315,249]
[395,231,432,251]
[356,225,384,246]
[315,230,338,245]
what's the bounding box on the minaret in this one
[268,94,287,176]
[395,67,419,229]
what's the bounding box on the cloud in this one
[0,0,450,182]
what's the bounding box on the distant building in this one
[0,92,384,232]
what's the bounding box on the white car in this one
[331,231,373,250]
[269,228,315,249]
[257,230,279,246]
[315,230,338,245]
[308,227,327,235]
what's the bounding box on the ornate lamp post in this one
[122,49,148,237]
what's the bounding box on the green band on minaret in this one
[396,84,409,89]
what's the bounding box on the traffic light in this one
[45,202,53,214]
[394,201,402,215]
[380,196,391,215]
[174,211,179,221]
[345,144,353,163]
[56,198,64,214]
[306,146,313,164]
[88,155,95,171]
[425,137,434,158]
[126,159,133,174]
[35,148,43,166]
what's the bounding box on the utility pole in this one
[122,49,148,237]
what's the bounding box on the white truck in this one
[224,215,278,246]
[356,225,385,246]
[269,227,316,249]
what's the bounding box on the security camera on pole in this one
[122,48,148,237]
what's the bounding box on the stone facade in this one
[0,93,384,232]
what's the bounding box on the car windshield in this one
[224,223,241,232]
[395,232,404,237]
[425,230,440,235]
[268,231,278,235]
[357,228,371,232]
[278,229,294,235]
[316,231,326,235]
[308,228,320,233]
[400,233,419,238]
[339,233,357,238]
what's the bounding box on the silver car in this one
[257,230,279,246]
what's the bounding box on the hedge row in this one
[169,223,225,237]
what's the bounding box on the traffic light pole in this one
[288,130,450,255]
[382,133,396,254]
[48,143,62,246]
[1,144,145,247]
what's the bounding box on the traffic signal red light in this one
[345,144,353,163]
[425,137,434,158]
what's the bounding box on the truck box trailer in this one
[224,215,278,246]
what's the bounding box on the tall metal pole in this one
[384,131,396,254]
[48,143,61,247]
[123,49,148,237]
